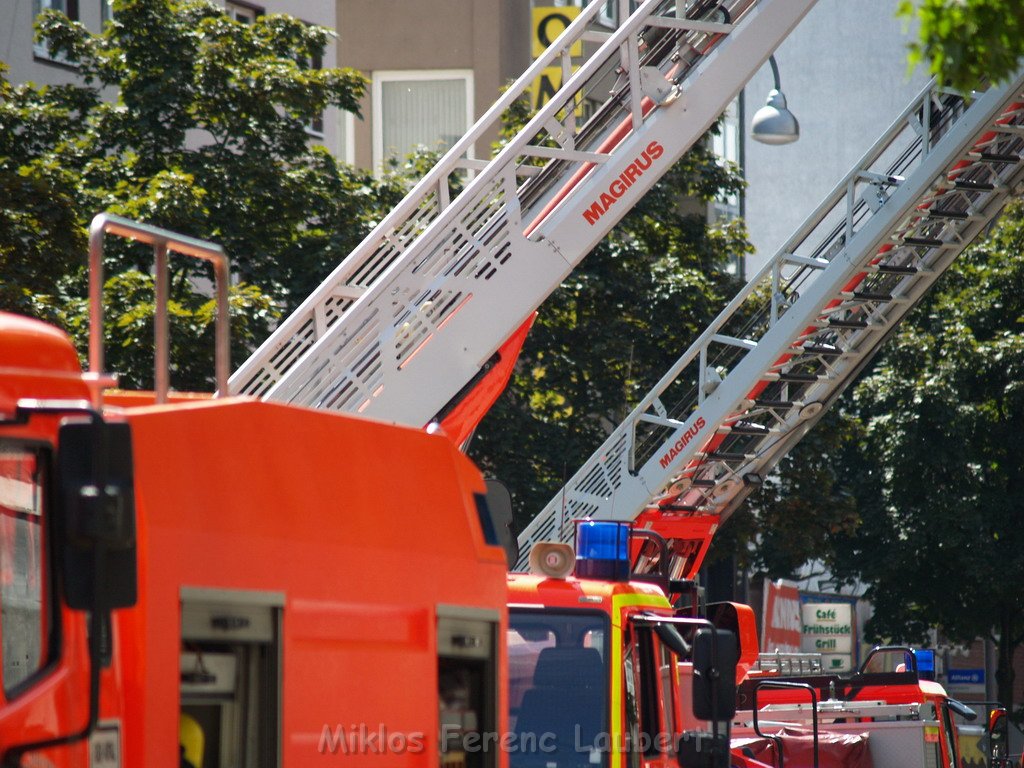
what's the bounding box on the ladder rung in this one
[975,152,1020,164]
[726,421,770,436]
[954,179,995,191]
[662,503,702,513]
[848,290,893,302]
[775,371,822,383]
[799,343,841,356]
[902,236,944,247]
[926,208,968,220]
[873,263,919,275]
[856,290,897,303]
[828,317,869,329]
[704,451,750,462]
[754,399,794,409]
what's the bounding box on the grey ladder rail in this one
[516,70,1024,574]
[229,0,817,427]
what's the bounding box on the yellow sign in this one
[532,6,581,58]
[528,66,589,117]
[529,67,566,112]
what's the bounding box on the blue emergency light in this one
[574,521,630,581]
[914,649,936,680]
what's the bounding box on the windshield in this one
[0,443,48,696]
[509,610,609,768]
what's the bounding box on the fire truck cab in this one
[0,217,511,768]
[507,522,748,768]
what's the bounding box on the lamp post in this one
[751,55,800,145]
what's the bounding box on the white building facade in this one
[1,0,344,159]
[742,0,929,277]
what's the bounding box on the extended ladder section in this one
[517,71,1024,575]
[230,0,816,428]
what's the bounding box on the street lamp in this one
[751,55,799,145]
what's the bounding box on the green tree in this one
[0,0,397,389]
[468,128,750,531]
[768,201,1024,713]
[842,202,1024,712]
[899,0,1024,93]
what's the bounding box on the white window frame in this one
[371,69,475,171]
[225,1,260,24]
[303,45,325,138]
[33,0,78,61]
[338,110,355,165]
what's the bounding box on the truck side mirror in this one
[692,627,738,721]
[57,420,138,612]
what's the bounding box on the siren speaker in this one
[528,542,575,579]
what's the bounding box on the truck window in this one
[0,443,49,696]
[509,610,609,767]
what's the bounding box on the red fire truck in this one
[0,219,510,767]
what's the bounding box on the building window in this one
[710,97,741,222]
[372,70,474,169]
[305,49,324,137]
[225,2,259,24]
[598,0,617,27]
[710,97,742,274]
[0,443,50,697]
[338,110,355,165]
[33,0,79,60]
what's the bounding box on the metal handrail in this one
[88,213,231,403]
[752,681,819,768]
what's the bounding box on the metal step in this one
[901,236,944,248]
[925,208,969,220]
[872,263,919,275]
[754,398,795,409]
[703,451,752,462]
[974,151,1021,163]
[798,342,841,356]
[725,421,771,436]
[827,317,869,329]
[843,290,893,301]
[954,178,995,191]
[774,371,822,383]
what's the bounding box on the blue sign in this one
[947,668,985,685]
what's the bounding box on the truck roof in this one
[507,572,671,614]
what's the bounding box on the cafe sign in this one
[801,602,854,672]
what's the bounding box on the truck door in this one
[625,619,687,768]
[179,589,283,768]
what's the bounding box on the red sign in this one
[761,579,802,652]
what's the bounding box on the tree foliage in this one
[744,202,1024,713]
[837,201,1024,712]
[0,0,400,389]
[899,0,1024,94]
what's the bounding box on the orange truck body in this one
[0,312,509,767]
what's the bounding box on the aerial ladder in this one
[229,0,818,445]
[515,68,1024,577]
